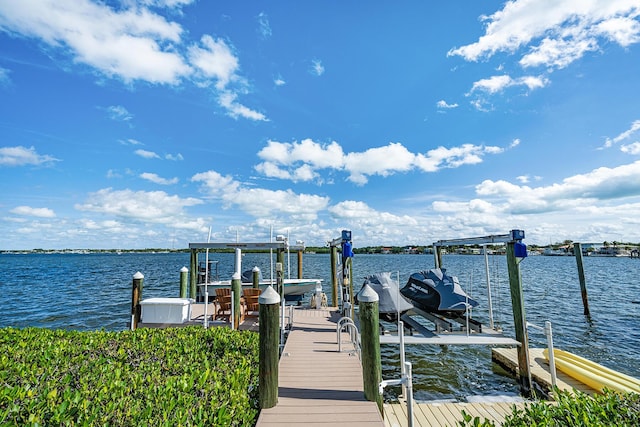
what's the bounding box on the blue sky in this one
[1,0,640,250]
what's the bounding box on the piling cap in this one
[252,266,260,272]
[180,266,188,273]
[259,285,281,305]
[133,271,144,279]
[357,283,379,303]
[232,272,241,281]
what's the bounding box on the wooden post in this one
[232,272,242,330]
[506,242,532,396]
[574,243,591,317]
[297,249,303,279]
[130,271,144,330]
[252,266,260,289]
[330,245,338,307]
[434,245,442,269]
[259,286,280,409]
[189,249,197,300]
[358,284,383,412]
[179,266,188,298]
[277,249,285,274]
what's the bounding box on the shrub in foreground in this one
[0,326,259,426]
[459,388,640,427]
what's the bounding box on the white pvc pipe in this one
[484,245,494,329]
[545,321,557,389]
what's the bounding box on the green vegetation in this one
[459,389,640,427]
[0,327,259,426]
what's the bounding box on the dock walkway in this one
[256,307,384,426]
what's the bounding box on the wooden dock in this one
[256,307,385,426]
[492,347,597,395]
[384,400,528,427]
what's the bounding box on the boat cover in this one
[400,268,478,313]
[362,272,414,315]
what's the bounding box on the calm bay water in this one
[1,251,639,401]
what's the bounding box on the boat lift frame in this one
[382,229,534,396]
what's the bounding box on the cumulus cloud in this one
[0,145,59,166]
[469,74,549,94]
[192,170,329,221]
[255,139,511,185]
[448,0,640,69]
[437,100,458,109]
[10,206,56,218]
[134,149,160,159]
[75,188,203,224]
[602,119,640,149]
[0,0,191,84]
[140,172,178,185]
[475,160,640,215]
[0,0,267,121]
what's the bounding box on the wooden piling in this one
[252,266,260,289]
[179,266,188,298]
[259,286,280,409]
[189,249,197,300]
[358,284,383,412]
[330,245,338,307]
[506,242,532,396]
[130,271,144,330]
[232,272,242,329]
[297,249,303,279]
[434,244,443,269]
[573,243,591,317]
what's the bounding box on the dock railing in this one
[337,316,360,357]
[527,320,557,389]
[380,319,415,427]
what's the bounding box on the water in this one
[1,252,639,402]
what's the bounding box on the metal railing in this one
[337,317,360,358]
[380,321,414,427]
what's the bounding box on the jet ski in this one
[400,268,478,313]
[361,272,414,321]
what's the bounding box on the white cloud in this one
[134,149,160,159]
[448,0,640,70]
[603,119,640,148]
[469,74,549,94]
[10,206,56,218]
[274,76,286,86]
[257,12,271,39]
[0,66,10,85]
[140,172,178,185]
[218,91,267,121]
[621,142,640,155]
[75,188,203,224]
[192,170,329,221]
[437,100,459,109]
[0,0,191,84]
[106,105,133,122]
[188,35,239,90]
[165,153,183,161]
[311,59,325,76]
[255,139,510,185]
[0,145,59,166]
[475,160,640,214]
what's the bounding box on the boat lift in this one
[380,229,533,395]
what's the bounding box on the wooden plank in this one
[257,308,384,426]
[492,347,598,396]
[384,402,530,426]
